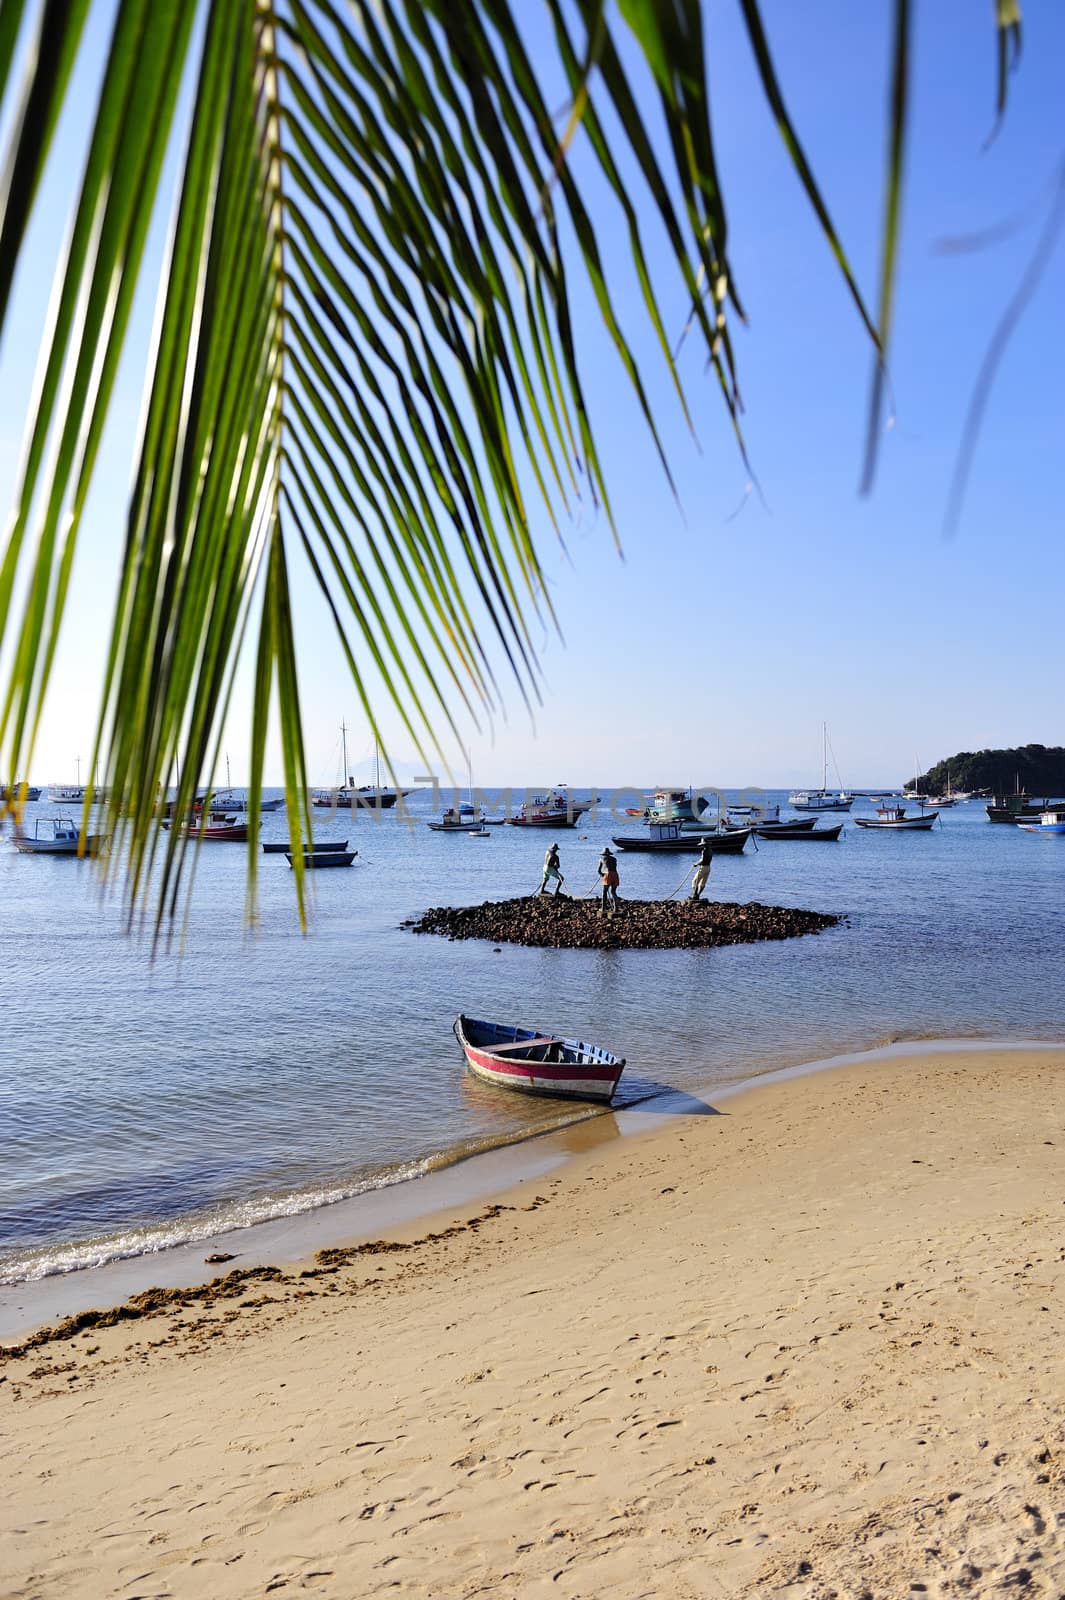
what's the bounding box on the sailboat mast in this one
[341,720,349,787]
[375,735,380,792]
[822,722,828,792]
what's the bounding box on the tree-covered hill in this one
[908,746,1065,796]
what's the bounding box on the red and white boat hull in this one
[463,1044,620,1102]
[455,1015,625,1103]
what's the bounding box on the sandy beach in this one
[4,1045,1065,1598]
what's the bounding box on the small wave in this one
[0,1157,435,1286]
[0,1102,608,1287]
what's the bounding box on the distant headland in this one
[908,744,1065,795]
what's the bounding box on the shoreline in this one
[3,1033,1062,1346]
[5,1042,1065,1596]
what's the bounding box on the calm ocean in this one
[2,789,1063,1287]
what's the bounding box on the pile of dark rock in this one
[407,895,841,951]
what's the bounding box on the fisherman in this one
[597,844,620,914]
[539,842,564,896]
[689,835,713,901]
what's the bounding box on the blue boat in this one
[1017,809,1065,835]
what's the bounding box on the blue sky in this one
[1,1,1062,791]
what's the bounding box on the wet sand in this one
[4,1046,1065,1596]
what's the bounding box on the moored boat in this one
[427,807,476,831]
[312,722,408,811]
[262,838,348,854]
[760,822,844,840]
[208,791,285,814]
[647,787,709,825]
[612,821,750,853]
[455,1014,625,1102]
[286,849,357,868]
[985,792,1064,823]
[741,814,817,835]
[854,806,937,830]
[1,782,42,803]
[12,817,110,855]
[175,811,251,841]
[507,788,588,828]
[48,783,87,804]
[789,789,852,812]
[790,723,852,810]
[1017,809,1065,835]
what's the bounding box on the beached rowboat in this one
[455,1015,625,1102]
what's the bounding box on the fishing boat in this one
[759,821,844,841]
[454,1015,625,1103]
[853,806,937,831]
[507,787,588,828]
[738,813,817,835]
[12,817,110,855]
[1017,809,1065,835]
[286,849,357,868]
[262,838,349,854]
[173,811,251,841]
[789,723,853,811]
[0,782,42,803]
[611,821,750,854]
[647,787,709,825]
[428,807,480,832]
[985,792,1064,823]
[48,783,87,803]
[428,749,500,831]
[729,801,781,822]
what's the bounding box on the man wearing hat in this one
[689,835,713,901]
[539,842,564,896]
[597,844,620,914]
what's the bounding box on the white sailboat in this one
[923,765,958,808]
[789,725,853,812]
[312,723,408,810]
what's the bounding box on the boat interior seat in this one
[491,1037,557,1057]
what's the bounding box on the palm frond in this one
[860,0,911,494]
[0,0,1025,923]
[991,0,1023,143]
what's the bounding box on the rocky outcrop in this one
[407,895,841,950]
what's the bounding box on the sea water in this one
[2,790,1062,1286]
